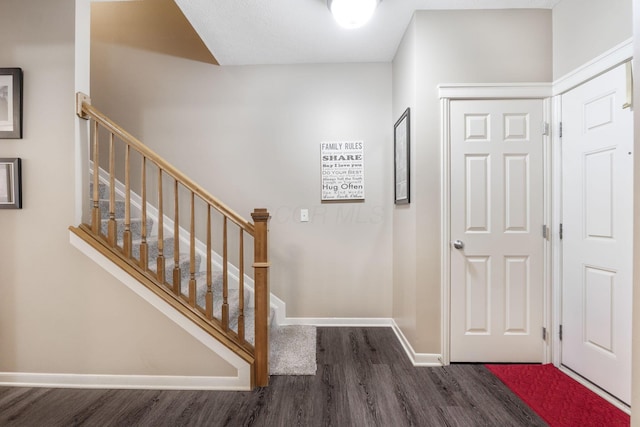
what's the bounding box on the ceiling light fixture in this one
[328,0,379,29]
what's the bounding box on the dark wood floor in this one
[0,327,547,426]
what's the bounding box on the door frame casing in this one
[439,84,553,365]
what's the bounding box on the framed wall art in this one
[0,158,22,209]
[0,68,23,139]
[394,108,410,204]
[321,141,365,201]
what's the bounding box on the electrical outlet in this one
[300,209,309,222]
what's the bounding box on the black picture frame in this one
[0,158,22,209]
[394,108,410,204]
[0,68,23,139]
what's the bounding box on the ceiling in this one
[174,0,562,66]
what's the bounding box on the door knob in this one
[453,240,464,250]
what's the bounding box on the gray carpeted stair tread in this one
[89,182,109,200]
[97,199,142,220]
[149,253,202,285]
[130,236,176,261]
[100,217,153,241]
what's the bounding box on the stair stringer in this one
[93,165,288,325]
[69,231,252,390]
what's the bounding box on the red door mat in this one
[486,364,629,427]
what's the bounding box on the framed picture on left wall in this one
[0,68,23,139]
[0,158,22,209]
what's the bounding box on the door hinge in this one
[559,122,563,138]
[542,327,547,341]
[542,225,548,239]
[542,122,550,136]
[559,325,563,341]
[559,223,563,240]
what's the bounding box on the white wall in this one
[0,0,235,380]
[392,9,552,353]
[91,39,394,319]
[553,0,632,79]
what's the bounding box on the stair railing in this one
[72,92,270,388]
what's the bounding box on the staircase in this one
[93,180,264,344]
[71,93,272,388]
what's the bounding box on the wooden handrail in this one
[79,97,254,235]
[75,92,270,388]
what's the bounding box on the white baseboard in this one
[391,320,443,367]
[0,372,250,391]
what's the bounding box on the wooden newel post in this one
[251,208,270,387]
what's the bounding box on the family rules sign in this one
[320,141,364,201]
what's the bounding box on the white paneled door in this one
[561,63,633,405]
[450,99,545,362]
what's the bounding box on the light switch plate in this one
[300,209,309,222]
